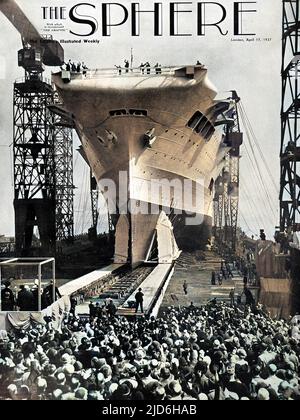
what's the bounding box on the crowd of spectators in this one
[0,302,299,400]
[61,60,88,75]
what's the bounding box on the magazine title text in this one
[41,1,258,37]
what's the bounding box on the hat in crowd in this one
[286,370,294,381]
[88,390,103,401]
[19,385,31,400]
[14,367,24,378]
[224,389,239,400]
[163,338,173,347]
[97,373,105,383]
[213,340,221,349]
[226,365,235,375]
[7,384,18,397]
[63,364,75,375]
[60,392,77,401]
[143,365,151,376]
[135,349,145,359]
[75,388,88,400]
[92,359,104,370]
[154,385,166,400]
[108,383,119,395]
[117,383,131,398]
[56,372,66,383]
[5,358,15,368]
[150,359,159,368]
[168,381,182,397]
[61,354,71,364]
[98,358,107,368]
[199,393,209,400]
[257,388,270,400]
[70,377,80,390]
[276,369,287,380]
[269,364,277,374]
[278,381,293,393]
[46,364,57,375]
[237,349,247,359]
[74,361,83,371]
[47,348,58,360]
[101,365,112,377]
[160,368,171,380]
[52,389,63,400]
[37,378,47,391]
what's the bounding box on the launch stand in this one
[0,257,56,312]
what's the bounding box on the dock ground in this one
[161,251,258,309]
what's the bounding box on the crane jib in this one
[0,0,64,67]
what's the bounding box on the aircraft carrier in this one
[53,65,239,266]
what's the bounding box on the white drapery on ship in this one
[155,211,181,263]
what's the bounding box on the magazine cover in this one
[0,0,299,405]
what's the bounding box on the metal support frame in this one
[280,0,300,232]
[52,95,75,242]
[223,156,231,244]
[229,153,240,251]
[213,96,242,254]
[213,190,224,245]
[90,172,99,230]
[13,76,74,255]
[13,78,56,256]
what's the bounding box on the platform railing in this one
[15,76,52,85]
[69,65,204,79]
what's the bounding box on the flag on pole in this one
[130,48,133,71]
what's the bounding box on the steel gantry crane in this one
[280,0,300,234]
[0,0,74,255]
[213,91,243,255]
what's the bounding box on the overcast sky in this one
[0,0,281,239]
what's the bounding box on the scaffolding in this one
[1,2,73,254]
[13,78,56,256]
[280,0,300,232]
[14,79,74,255]
[52,97,75,242]
[213,94,243,254]
[90,172,99,230]
[228,98,242,252]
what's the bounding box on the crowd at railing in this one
[60,58,206,79]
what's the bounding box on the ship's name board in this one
[41,1,258,37]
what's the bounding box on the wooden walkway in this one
[59,264,124,296]
[117,263,173,316]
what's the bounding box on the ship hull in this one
[53,66,230,264]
